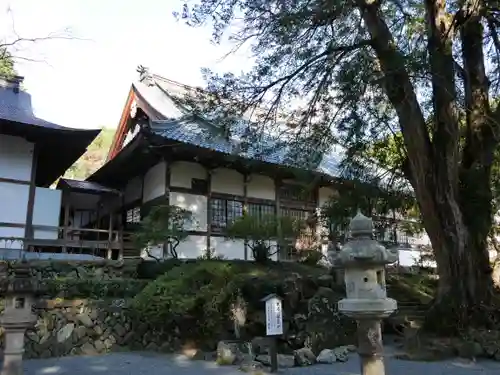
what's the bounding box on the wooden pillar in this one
[24,144,38,244]
[206,167,213,253]
[243,172,249,260]
[163,158,171,258]
[96,201,101,253]
[164,158,171,204]
[62,191,70,253]
[107,203,114,259]
[118,193,125,260]
[274,178,282,261]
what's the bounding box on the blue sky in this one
[2,0,252,129]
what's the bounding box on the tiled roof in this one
[0,77,81,130]
[133,72,343,178]
[58,178,120,194]
[149,118,343,177]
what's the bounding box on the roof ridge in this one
[150,73,202,92]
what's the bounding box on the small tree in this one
[132,204,193,260]
[320,182,424,246]
[226,214,305,263]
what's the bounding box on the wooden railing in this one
[0,225,136,259]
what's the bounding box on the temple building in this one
[0,75,100,258]
[0,70,431,262]
[75,69,430,261]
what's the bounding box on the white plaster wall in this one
[170,161,206,188]
[399,249,437,268]
[176,235,207,258]
[211,237,245,259]
[170,192,207,231]
[247,174,275,200]
[124,176,142,203]
[0,134,33,181]
[318,187,337,208]
[408,232,431,246]
[0,181,29,226]
[33,187,62,240]
[143,161,166,202]
[0,135,32,243]
[212,168,244,195]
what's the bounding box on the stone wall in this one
[0,276,358,359]
[13,260,139,280]
[20,299,162,359]
[0,261,357,360]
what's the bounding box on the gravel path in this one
[21,352,500,375]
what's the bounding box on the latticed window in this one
[211,198,243,230]
[396,230,411,245]
[279,183,315,204]
[247,203,275,219]
[126,207,141,223]
[280,208,311,221]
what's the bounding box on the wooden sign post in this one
[261,294,283,373]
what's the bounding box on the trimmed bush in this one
[40,278,149,299]
[131,260,334,347]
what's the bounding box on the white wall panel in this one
[143,161,166,202]
[247,174,275,200]
[211,237,245,260]
[0,134,33,181]
[170,161,206,188]
[0,182,29,225]
[33,187,62,240]
[212,168,243,195]
[170,192,207,231]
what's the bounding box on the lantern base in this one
[338,297,397,320]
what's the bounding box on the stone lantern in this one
[0,258,38,375]
[335,212,399,375]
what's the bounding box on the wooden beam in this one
[140,172,145,205]
[163,158,171,258]
[243,172,249,260]
[119,193,125,260]
[107,89,135,161]
[206,168,213,253]
[62,191,70,253]
[107,206,114,259]
[0,177,30,185]
[164,158,171,205]
[0,222,24,228]
[275,178,282,260]
[24,144,38,241]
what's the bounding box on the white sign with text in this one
[265,296,283,336]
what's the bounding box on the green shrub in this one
[131,260,337,344]
[136,259,185,279]
[131,261,301,336]
[41,278,149,299]
[298,249,325,265]
[132,261,241,338]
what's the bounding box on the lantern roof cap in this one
[349,210,373,236]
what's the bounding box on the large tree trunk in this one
[356,0,499,333]
[424,182,494,332]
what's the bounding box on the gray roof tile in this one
[58,178,119,194]
[0,79,80,130]
[134,74,343,178]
